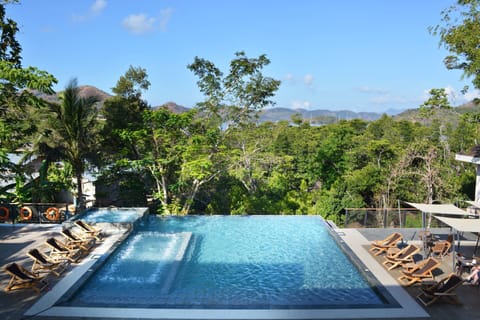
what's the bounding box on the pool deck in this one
[0,223,479,320]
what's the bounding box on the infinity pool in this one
[74,207,147,223]
[65,215,392,309]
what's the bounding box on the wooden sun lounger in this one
[430,240,452,259]
[416,273,465,306]
[27,248,69,277]
[45,237,82,263]
[74,220,104,242]
[4,262,48,293]
[398,257,441,286]
[61,228,96,253]
[382,244,420,270]
[369,232,403,256]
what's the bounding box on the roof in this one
[466,201,480,208]
[405,202,469,216]
[434,215,480,233]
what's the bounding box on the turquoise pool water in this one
[67,215,389,309]
[75,207,146,223]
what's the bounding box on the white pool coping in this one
[26,227,429,319]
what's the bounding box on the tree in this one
[187,51,281,128]
[47,79,100,209]
[111,65,150,100]
[129,107,225,215]
[100,66,150,161]
[431,0,480,90]
[419,88,451,118]
[0,1,56,199]
[315,120,367,189]
[185,52,281,214]
[0,1,56,118]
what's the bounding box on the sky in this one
[7,0,480,113]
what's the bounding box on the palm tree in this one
[48,78,100,210]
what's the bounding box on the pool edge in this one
[25,224,429,319]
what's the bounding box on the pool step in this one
[160,232,192,294]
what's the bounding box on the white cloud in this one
[420,86,480,106]
[72,0,107,22]
[122,8,174,35]
[463,89,480,102]
[284,73,295,83]
[283,73,314,88]
[357,86,389,95]
[303,74,314,88]
[122,14,156,34]
[291,100,311,109]
[159,8,174,31]
[370,94,407,105]
[442,85,480,104]
[91,0,107,15]
[443,85,456,98]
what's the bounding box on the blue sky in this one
[7,0,478,112]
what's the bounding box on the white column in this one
[476,165,480,203]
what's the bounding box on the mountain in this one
[257,107,386,124]
[77,85,112,101]
[393,100,480,124]
[32,85,408,123]
[153,101,190,113]
[30,85,112,105]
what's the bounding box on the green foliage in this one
[99,66,150,163]
[47,161,74,192]
[419,88,452,119]
[0,1,58,205]
[111,65,150,100]
[188,51,281,127]
[44,79,100,208]
[431,0,480,89]
[94,163,148,207]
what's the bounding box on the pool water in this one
[69,215,386,308]
[75,207,146,223]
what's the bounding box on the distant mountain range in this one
[258,107,388,124]
[33,85,480,124]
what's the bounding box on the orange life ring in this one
[45,207,60,221]
[0,206,9,221]
[19,206,33,221]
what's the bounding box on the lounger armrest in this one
[434,292,457,297]
[23,267,41,278]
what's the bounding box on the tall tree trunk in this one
[76,173,84,211]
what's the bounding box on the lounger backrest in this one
[46,238,68,252]
[446,234,454,244]
[432,241,451,256]
[398,245,419,258]
[438,274,463,293]
[387,233,403,245]
[6,263,32,280]
[28,249,48,264]
[76,220,90,231]
[414,258,440,275]
[433,241,448,250]
[443,241,452,251]
[62,229,79,241]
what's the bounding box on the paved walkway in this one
[0,224,63,320]
[356,227,480,320]
[0,224,480,319]
[0,223,128,320]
